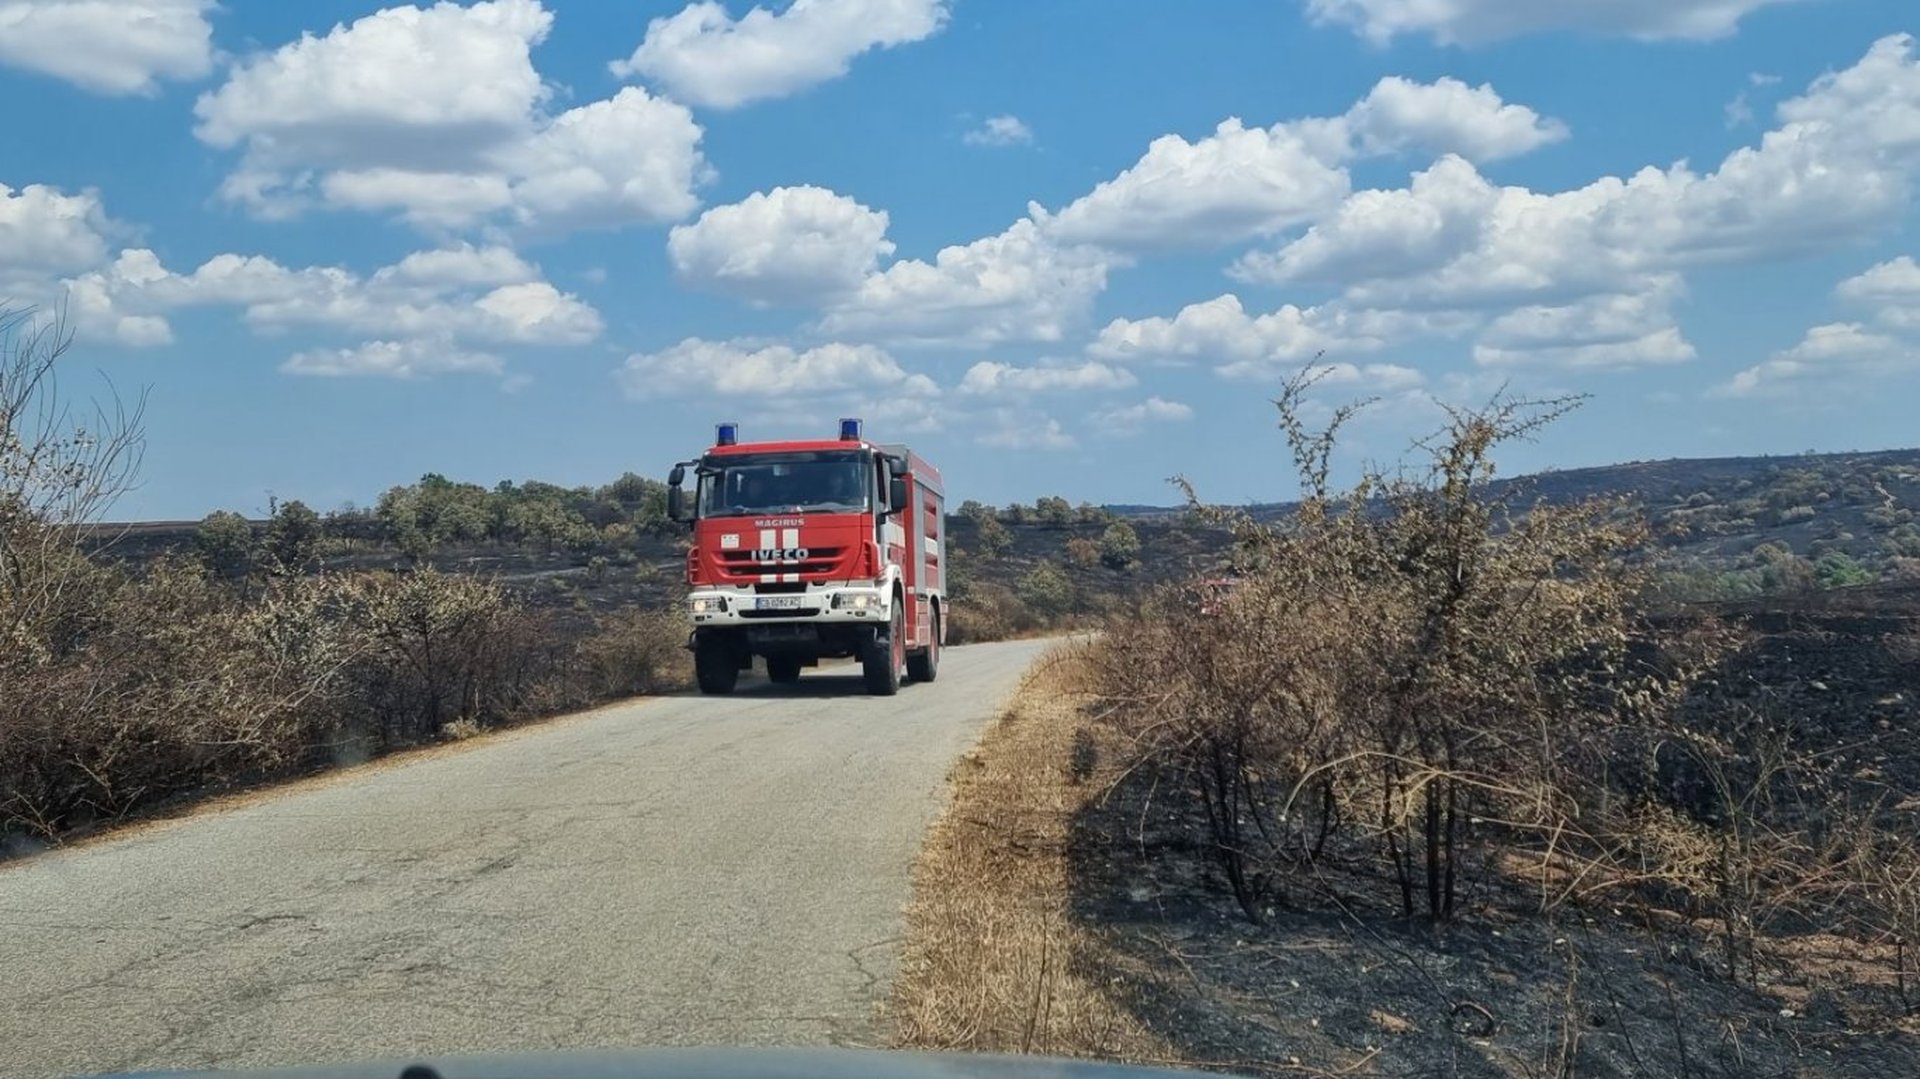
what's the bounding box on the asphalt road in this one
[1,638,1053,1079]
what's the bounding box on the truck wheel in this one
[863,602,903,697]
[907,608,940,683]
[766,656,802,684]
[694,637,738,695]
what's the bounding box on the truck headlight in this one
[833,591,882,610]
[690,596,727,614]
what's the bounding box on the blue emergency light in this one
[716,422,739,446]
[839,417,863,441]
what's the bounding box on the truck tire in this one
[906,608,939,683]
[863,601,904,697]
[766,655,802,684]
[694,637,739,695]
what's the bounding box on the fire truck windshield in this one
[697,451,872,517]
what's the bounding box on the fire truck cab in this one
[667,419,948,696]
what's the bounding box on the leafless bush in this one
[0,309,684,847]
[1093,370,1725,923]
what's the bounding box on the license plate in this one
[756,596,806,610]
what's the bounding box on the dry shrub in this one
[949,581,1039,644]
[1094,371,1709,923]
[566,608,691,703]
[1087,368,1920,1028]
[0,309,685,847]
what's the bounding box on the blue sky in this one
[2,0,1918,519]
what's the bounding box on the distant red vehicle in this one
[667,418,947,697]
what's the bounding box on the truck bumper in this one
[686,583,892,630]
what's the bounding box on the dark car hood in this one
[98,1047,1234,1079]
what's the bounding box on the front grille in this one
[753,581,808,595]
[718,546,846,579]
[740,607,822,619]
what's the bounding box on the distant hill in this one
[80,446,1920,623]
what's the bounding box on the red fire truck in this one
[667,419,948,696]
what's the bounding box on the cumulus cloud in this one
[819,218,1115,346]
[0,0,214,95]
[1232,34,1920,342]
[615,338,937,399]
[1090,397,1194,435]
[1720,256,1920,395]
[0,183,115,278]
[668,186,893,304]
[809,73,1559,344]
[57,243,602,354]
[612,0,950,109]
[1305,0,1804,45]
[1338,76,1568,161]
[193,0,707,232]
[964,115,1034,147]
[1042,119,1350,253]
[1088,293,1449,384]
[1473,282,1698,369]
[958,359,1135,396]
[1715,323,1911,397]
[282,336,504,379]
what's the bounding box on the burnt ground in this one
[1063,584,1920,1078]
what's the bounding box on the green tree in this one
[265,499,322,572]
[957,499,991,522]
[194,510,255,579]
[1815,551,1874,589]
[1035,495,1073,529]
[974,513,1013,558]
[1017,561,1074,618]
[1076,501,1113,525]
[1098,521,1142,569]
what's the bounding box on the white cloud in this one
[1716,323,1913,397]
[0,0,214,95]
[615,338,937,400]
[58,244,602,351]
[1836,255,1920,329]
[1042,119,1350,253]
[1090,397,1194,435]
[803,73,1556,344]
[1473,283,1698,369]
[1305,0,1804,44]
[1340,76,1567,161]
[958,359,1135,396]
[193,1,707,232]
[0,183,114,277]
[282,336,504,379]
[820,218,1115,346]
[373,244,538,289]
[668,186,893,304]
[1720,254,1920,396]
[964,115,1034,147]
[1087,293,1452,384]
[318,169,515,229]
[194,0,551,161]
[504,87,708,233]
[1235,35,1920,323]
[976,411,1074,451]
[612,0,950,109]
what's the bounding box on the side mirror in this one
[888,474,909,515]
[667,465,688,523]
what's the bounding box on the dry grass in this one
[890,644,1166,1065]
